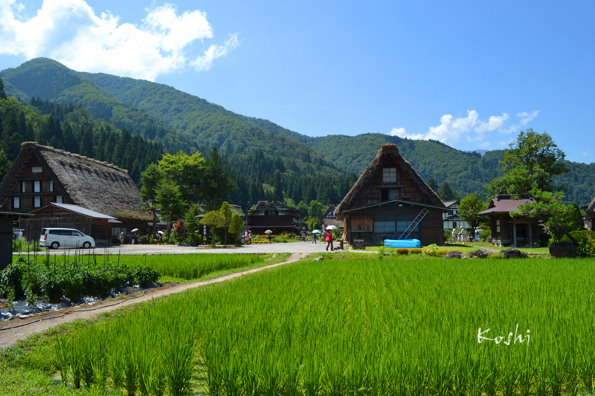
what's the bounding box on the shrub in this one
[422,244,440,257]
[0,257,160,302]
[478,228,492,242]
[569,230,595,257]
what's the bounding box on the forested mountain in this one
[1,58,593,206]
[0,97,162,183]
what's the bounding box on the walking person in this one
[325,230,334,251]
[312,232,317,244]
[451,228,457,242]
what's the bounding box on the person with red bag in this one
[324,230,334,251]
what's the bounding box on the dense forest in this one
[0,96,162,183]
[1,58,593,207]
[0,89,356,209]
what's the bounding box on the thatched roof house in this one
[0,142,151,241]
[335,144,445,246]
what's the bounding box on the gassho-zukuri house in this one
[335,144,445,246]
[0,142,151,245]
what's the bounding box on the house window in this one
[55,195,63,203]
[382,168,397,183]
[388,189,399,200]
[49,180,54,192]
[33,196,41,208]
[396,220,417,233]
[32,166,42,173]
[13,197,20,209]
[34,181,41,193]
[374,221,395,233]
[21,181,26,193]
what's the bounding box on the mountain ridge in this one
[1,58,593,205]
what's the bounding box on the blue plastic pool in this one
[383,239,421,248]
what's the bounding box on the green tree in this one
[273,169,283,202]
[427,177,437,192]
[513,189,584,243]
[457,193,488,233]
[184,203,204,245]
[308,200,324,219]
[203,147,235,210]
[439,181,458,201]
[0,149,11,183]
[200,210,225,247]
[490,129,568,195]
[229,213,244,245]
[155,179,187,240]
[0,78,6,99]
[158,151,207,202]
[219,201,233,245]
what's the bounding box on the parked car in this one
[39,228,95,249]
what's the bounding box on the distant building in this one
[245,201,301,235]
[479,194,539,247]
[335,144,445,246]
[321,204,343,230]
[0,142,151,244]
[442,200,471,230]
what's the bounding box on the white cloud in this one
[389,127,425,140]
[0,0,238,80]
[191,33,239,72]
[518,110,539,126]
[503,110,540,134]
[387,109,539,150]
[426,110,478,143]
[475,113,509,133]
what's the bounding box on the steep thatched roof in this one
[335,144,444,216]
[588,197,595,214]
[1,142,151,221]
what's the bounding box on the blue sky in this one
[0,0,593,163]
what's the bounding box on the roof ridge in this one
[21,141,128,174]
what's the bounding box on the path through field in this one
[0,253,308,348]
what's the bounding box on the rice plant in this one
[54,256,595,395]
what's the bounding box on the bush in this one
[478,228,492,242]
[0,257,160,302]
[569,230,595,257]
[137,235,148,244]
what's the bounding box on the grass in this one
[4,253,593,395]
[362,241,551,255]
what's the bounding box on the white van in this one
[39,228,95,249]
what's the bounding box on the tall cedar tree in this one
[204,147,235,210]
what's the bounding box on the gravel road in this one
[15,241,365,256]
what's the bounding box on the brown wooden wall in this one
[345,206,444,246]
[1,151,69,213]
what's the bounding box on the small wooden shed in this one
[479,195,540,247]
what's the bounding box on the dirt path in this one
[0,253,308,349]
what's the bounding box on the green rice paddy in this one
[49,255,594,395]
